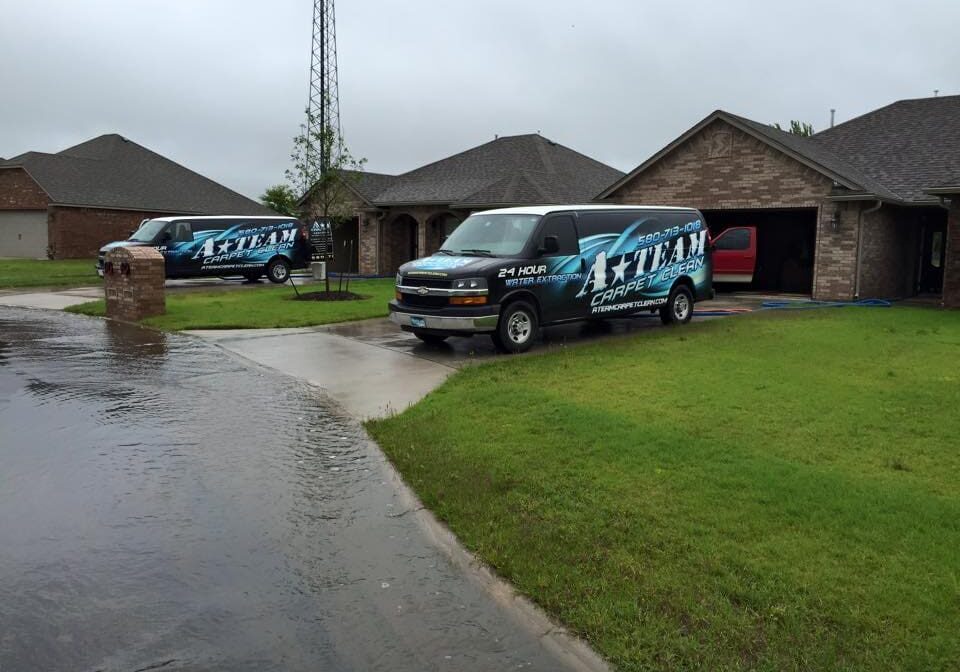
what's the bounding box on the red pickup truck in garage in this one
[711,226,757,284]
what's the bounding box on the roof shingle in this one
[812,95,960,202]
[333,134,622,208]
[601,96,960,204]
[0,134,270,214]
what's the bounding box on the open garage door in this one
[0,211,48,258]
[703,208,817,294]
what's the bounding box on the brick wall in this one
[606,120,833,209]
[858,205,917,299]
[48,206,167,259]
[0,168,49,210]
[944,200,960,308]
[358,212,379,275]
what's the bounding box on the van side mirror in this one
[540,236,559,255]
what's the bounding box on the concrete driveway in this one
[188,295,762,419]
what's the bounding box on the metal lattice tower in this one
[307,0,341,173]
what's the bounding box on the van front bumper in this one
[388,301,499,333]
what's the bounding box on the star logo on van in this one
[216,240,232,254]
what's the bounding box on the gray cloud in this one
[1,0,957,200]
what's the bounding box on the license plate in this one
[410,316,426,328]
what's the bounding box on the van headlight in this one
[395,273,402,286]
[452,277,487,290]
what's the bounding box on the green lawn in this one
[367,307,960,671]
[0,258,101,289]
[66,278,395,330]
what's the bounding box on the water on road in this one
[0,308,574,672]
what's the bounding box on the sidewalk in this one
[187,324,457,419]
[0,286,101,310]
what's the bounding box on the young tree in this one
[773,120,815,137]
[259,184,300,216]
[286,109,366,221]
[286,109,366,293]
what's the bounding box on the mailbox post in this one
[103,246,166,321]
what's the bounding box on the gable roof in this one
[319,134,623,209]
[813,95,960,202]
[334,169,399,205]
[0,134,271,214]
[600,96,960,204]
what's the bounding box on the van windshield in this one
[128,219,168,243]
[439,214,540,257]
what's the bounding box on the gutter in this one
[854,200,882,299]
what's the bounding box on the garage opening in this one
[703,208,817,294]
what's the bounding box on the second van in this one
[97,216,311,283]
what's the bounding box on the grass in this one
[66,278,395,330]
[367,307,960,671]
[0,258,101,288]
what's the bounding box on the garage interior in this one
[703,208,818,294]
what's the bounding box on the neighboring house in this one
[301,133,623,275]
[0,134,271,259]
[598,95,960,307]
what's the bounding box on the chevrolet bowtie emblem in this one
[417,286,429,296]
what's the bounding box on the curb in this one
[370,440,612,672]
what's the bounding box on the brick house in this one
[302,133,623,275]
[0,134,270,259]
[598,95,960,307]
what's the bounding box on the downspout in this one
[854,200,883,299]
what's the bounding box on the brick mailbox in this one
[103,246,165,320]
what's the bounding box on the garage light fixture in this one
[830,204,842,232]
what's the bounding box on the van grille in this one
[401,294,449,308]
[401,277,450,289]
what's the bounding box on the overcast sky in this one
[1,0,957,200]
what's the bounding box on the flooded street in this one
[0,308,576,672]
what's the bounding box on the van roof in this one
[145,215,297,223]
[476,205,699,216]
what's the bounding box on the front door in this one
[158,221,195,276]
[917,225,946,294]
[532,214,582,322]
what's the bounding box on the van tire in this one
[660,285,694,325]
[267,257,291,284]
[414,331,448,345]
[494,301,538,353]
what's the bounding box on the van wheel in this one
[660,285,694,325]
[414,331,448,345]
[267,258,290,284]
[494,301,538,353]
